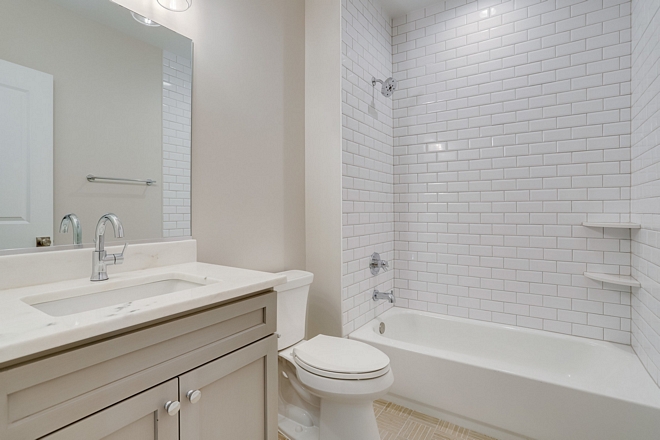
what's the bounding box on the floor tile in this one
[278,400,497,440]
[399,418,435,440]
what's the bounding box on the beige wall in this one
[114,0,306,273]
[304,0,343,338]
[0,0,163,246]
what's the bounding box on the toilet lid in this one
[294,356,390,380]
[293,335,390,376]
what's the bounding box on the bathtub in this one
[350,308,660,440]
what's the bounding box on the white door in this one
[0,59,53,250]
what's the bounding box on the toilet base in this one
[278,401,380,440]
[318,399,380,440]
[278,398,381,440]
[278,413,320,440]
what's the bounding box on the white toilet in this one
[275,270,393,440]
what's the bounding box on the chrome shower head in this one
[372,76,397,97]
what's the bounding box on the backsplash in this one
[341,0,395,335]
[162,50,192,239]
[391,0,633,343]
[0,240,197,291]
[630,0,660,386]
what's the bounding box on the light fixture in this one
[131,11,160,26]
[157,0,192,12]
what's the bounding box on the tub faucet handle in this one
[370,252,390,275]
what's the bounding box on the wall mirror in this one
[0,0,193,252]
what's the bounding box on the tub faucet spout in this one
[373,289,395,304]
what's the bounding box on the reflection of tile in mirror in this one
[162,50,192,239]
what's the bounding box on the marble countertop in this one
[0,262,286,368]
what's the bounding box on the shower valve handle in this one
[370,252,389,275]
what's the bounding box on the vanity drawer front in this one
[0,291,276,440]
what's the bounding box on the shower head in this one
[372,76,397,97]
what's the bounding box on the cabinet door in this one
[179,335,278,440]
[42,379,179,440]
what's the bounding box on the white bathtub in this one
[350,308,660,440]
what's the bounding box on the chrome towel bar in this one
[86,174,156,186]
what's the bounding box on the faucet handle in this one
[370,252,390,275]
[112,243,128,265]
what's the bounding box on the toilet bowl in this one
[275,271,393,440]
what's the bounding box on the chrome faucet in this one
[373,288,395,304]
[91,213,127,281]
[59,213,83,246]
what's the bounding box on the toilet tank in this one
[274,270,314,350]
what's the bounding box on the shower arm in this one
[372,77,383,86]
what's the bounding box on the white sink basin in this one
[22,273,219,317]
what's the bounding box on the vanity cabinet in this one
[179,337,276,439]
[42,379,180,440]
[0,291,278,440]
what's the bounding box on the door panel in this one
[179,336,278,440]
[42,379,178,440]
[195,357,265,439]
[101,413,155,440]
[0,58,53,249]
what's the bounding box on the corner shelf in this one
[582,222,641,229]
[584,272,640,288]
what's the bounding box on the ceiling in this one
[380,0,444,19]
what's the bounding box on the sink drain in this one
[379,322,385,334]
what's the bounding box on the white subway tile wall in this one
[631,0,660,386]
[162,51,192,238]
[392,0,633,343]
[342,0,395,335]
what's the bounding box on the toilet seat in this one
[294,356,390,379]
[292,335,390,380]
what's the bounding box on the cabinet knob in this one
[186,389,202,404]
[164,400,181,416]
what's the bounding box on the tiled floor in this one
[278,399,496,440]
